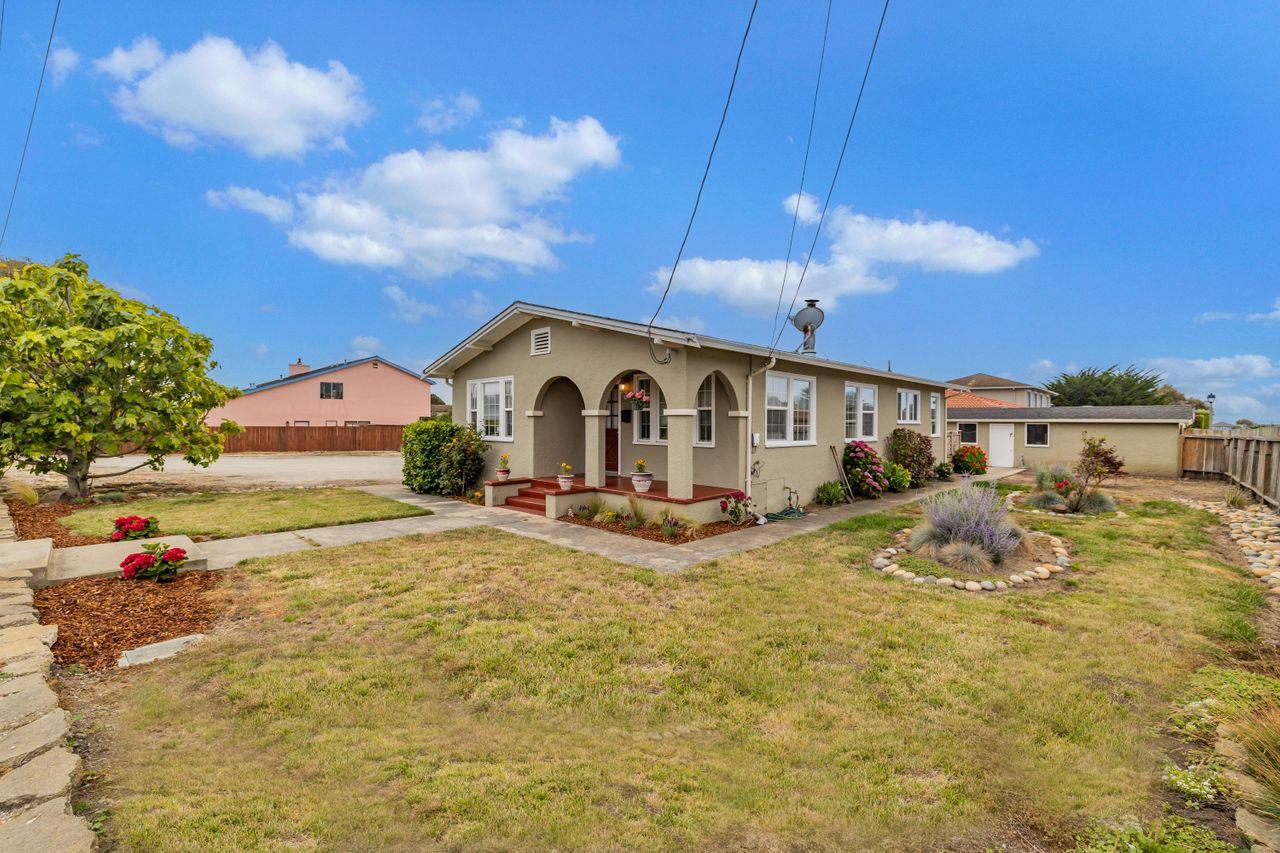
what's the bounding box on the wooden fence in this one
[220,425,406,453]
[1180,427,1280,507]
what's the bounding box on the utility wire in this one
[767,0,833,359]
[1,0,7,53]
[646,0,759,365]
[0,0,62,252]
[769,0,891,354]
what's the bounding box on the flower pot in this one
[557,475,575,491]
[496,469,510,482]
[632,472,654,493]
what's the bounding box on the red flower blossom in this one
[110,530,124,541]
[121,563,138,580]
[161,548,186,563]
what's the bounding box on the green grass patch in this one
[61,488,430,539]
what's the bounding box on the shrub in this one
[1080,435,1125,483]
[922,485,1023,561]
[884,462,911,492]
[1033,464,1073,492]
[1024,491,1068,512]
[884,428,935,489]
[937,541,994,573]
[814,481,846,506]
[112,514,159,541]
[402,420,487,496]
[719,491,754,525]
[952,444,987,475]
[933,462,954,481]
[1079,491,1117,514]
[1226,486,1254,508]
[842,441,888,498]
[120,542,187,582]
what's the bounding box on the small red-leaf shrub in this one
[843,441,889,498]
[885,428,936,489]
[719,491,754,525]
[111,515,158,541]
[120,542,187,582]
[952,445,988,475]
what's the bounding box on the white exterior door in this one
[989,424,1015,468]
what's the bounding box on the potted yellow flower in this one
[632,458,653,493]
[557,461,575,491]
[496,452,511,481]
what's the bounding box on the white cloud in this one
[96,35,369,158]
[654,198,1038,313]
[1027,358,1058,377]
[418,92,481,134]
[50,46,80,86]
[1247,297,1280,323]
[205,186,294,224]
[450,289,493,319]
[1144,354,1277,385]
[351,335,383,358]
[382,285,440,324]
[225,115,619,279]
[641,313,706,332]
[250,343,269,358]
[1194,310,1238,323]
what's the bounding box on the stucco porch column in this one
[665,410,696,500]
[729,409,750,492]
[582,409,608,488]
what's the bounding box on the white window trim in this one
[930,392,941,437]
[529,327,551,356]
[764,370,817,448]
[694,375,715,448]
[631,375,668,446]
[844,382,878,442]
[1025,422,1050,447]
[467,375,515,442]
[958,422,978,444]
[897,388,921,425]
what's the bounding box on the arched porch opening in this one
[532,376,587,477]
[692,370,743,490]
[597,369,669,481]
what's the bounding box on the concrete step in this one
[42,536,207,588]
[0,540,52,583]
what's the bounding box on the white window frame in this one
[844,382,878,441]
[930,392,941,437]
[897,388,921,425]
[467,375,515,442]
[764,370,816,448]
[958,423,978,444]
[1025,422,1050,447]
[530,327,551,356]
[632,375,668,446]
[694,375,715,448]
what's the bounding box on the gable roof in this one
[945,389,1018,409]
[946,404,1195,423]
[948,372,1049,392]
[424,301,959,390]
[241,356,434,396]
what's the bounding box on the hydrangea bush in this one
[842,441,888,498]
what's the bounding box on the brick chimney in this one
[288,358,310,376]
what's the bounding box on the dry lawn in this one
[89,497,1261,850]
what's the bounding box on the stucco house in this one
[424,302,955,520]
[949,373,1054,408]
[946,404,1195,476]
[206,356,435,427]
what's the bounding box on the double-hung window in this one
[765,371,815,447]
[930,393,941,437]
[897,389,920,424]
[844,383,878,441]
[694,375,714,447]
[633,376,667,444]
[467,376,514,441]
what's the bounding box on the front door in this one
[989,424,1015,468]
[605,386,620,474]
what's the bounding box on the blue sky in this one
[2,1,1278,419]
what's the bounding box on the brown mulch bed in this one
[4,497,110,547]
[34,571,225,671]
[560,513,750,544]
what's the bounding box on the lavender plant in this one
[921,485,1024,561]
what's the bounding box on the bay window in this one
[467,376,514,441]
[765,371,815,446]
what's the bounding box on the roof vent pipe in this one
[791,299,825,355]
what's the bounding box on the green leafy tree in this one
[1045,365,1171,406]
[0,255,240,497]
[1157,383,1207,409]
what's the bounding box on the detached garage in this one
[946,405,1196,477]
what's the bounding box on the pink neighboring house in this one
[206,356,436,427]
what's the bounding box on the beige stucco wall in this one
[450,316,949,511]
[945,418,1183,477]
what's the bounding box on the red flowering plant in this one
[842,440,889,498]
[952,445,988,475]
[719,490,754,525]
[623,389,652,410]
[120,542,187,582]
[111,514,159,541]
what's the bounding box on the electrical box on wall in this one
[752,432,760,448]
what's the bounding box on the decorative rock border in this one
[0,499,14,544]
[1181,499,1280,594]
[866,527,1073,592]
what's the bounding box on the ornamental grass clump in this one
[919,485,1023,562]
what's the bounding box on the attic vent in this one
[530,327,551,356]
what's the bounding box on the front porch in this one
[485,474,740,523]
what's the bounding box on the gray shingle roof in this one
[948,372,1042,389]
[946,405,1195,422]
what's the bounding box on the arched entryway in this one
[598,370,670,481]
[691,370,742,490]
[532,376,587,477]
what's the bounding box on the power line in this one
[0,0,63,252]
[646,0,759,365]
[767,0,833,359]
[1,0,7,53]
[769,0,892,353]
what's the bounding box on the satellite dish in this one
[791,299,824,354]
